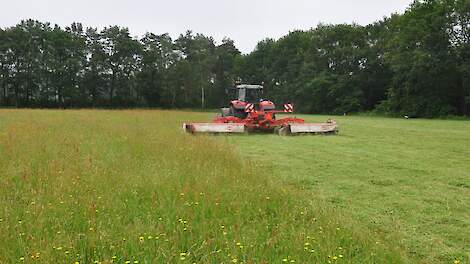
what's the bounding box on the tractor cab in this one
[222,84,276,118]
[231,84,264,103]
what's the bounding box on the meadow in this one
[0,110,468,263]
[225,114,470,263]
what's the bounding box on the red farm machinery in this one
[183,84,338,135]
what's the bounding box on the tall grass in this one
[0,110,404,263]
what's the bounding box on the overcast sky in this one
[1,0,412,53]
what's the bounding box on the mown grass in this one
[0,110,405,263]
[224,114,470,264]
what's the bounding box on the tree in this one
[138,33,176,106]
[385,0,460,116]
[212,38,241,107]
[101,26,141,107]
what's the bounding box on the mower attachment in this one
[183,123,245,134]
[288,120,338,134]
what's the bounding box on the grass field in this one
[0,110,468,263]
[224,114,470,263]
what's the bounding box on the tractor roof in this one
[234,84,263,90]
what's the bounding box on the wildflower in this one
[139,236,144,242]
[112,256,117,259]
[231,258,238,263]
[134,261,139,263]
[333,256,338,260]
[65,251,70,254]
[125,261,131,264]
[56,246,63,251]
[304,242,310,246]
[454,260,461,264]
[19,257,25,261]
[147,235,153,240]
[180,252,187,260]
[339,254,343,258]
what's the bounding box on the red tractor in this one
[183,84,338,135]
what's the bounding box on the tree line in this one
[0,0,469,117]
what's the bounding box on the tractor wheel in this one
[276,126,291,136]
[221,108,231,117]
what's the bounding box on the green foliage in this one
[0,0,469,117]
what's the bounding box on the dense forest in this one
[0,0,469,117]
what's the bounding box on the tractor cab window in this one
[237,88,246,102]
[245,89,262,103]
